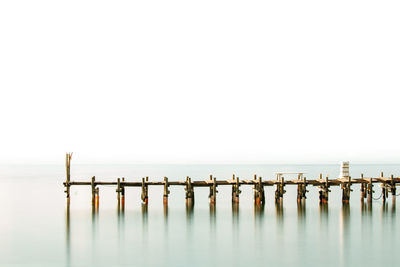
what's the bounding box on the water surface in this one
[0,164,398,266]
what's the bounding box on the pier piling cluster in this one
[63,154,399,209]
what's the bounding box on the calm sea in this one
[0,164,399,266]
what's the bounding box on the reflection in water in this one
[210,204,216,233]
[275,202,284,223]
[340,204,350,266]
[186,204,194,240]
[297,202,306,223]
[232,203,239,226]
[361,201,373,218]
[275,202,284,235]
[163,204,168,221]
[392,198,396,217]
[232,203,240,243]
[117,204,125,242]
[319,204,328,219]
[65,203,70,267]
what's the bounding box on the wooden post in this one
[64,153,72,204]
[259,176,265,205]
[141,177,148,205]
[254,174,260,205]
[367,178,373,204]
[341,176,351,204]
[163,177,170,205]
[95,187,99,209]
[185,176,194,206]
[275,176,285,203]
[209,175,217,205]
[390,174,396,204]
[121,177,125,209]
[381,172,387,203]
[297,175,307,203]
[360,173,365,202]
[91,176,96,207]
[319,175,329,204]
[116,178,121,208]
[232,175,240,204]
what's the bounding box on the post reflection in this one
[163,204,168,221]
[210,204,216,233]
[117,203,125,241]
[391,198,396,217]
[297,202,306,222]
[232,203,239,226]
[275,202,284,222]
[319,203,328,228]
[65,202,71,267]
[186,203,194,238]
[340,204,350,266]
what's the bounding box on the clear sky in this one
[0,0,399,164]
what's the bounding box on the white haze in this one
[0,0,399,164]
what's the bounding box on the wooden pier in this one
[63,153,399,209]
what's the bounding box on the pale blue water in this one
[0,164,399,266]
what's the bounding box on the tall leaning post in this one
[64,153,72,205]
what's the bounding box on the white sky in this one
[0,0,399,164]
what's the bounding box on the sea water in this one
[0,164,399,266]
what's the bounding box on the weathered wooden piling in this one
[297,174,307,203]
[116,178,121,208]
[91,176,96,206]
[64,153,72,204]
[318,174,330,204]
[163,177,170,205]
[391,174,396,204]
[341,176,352,204]
[121,178,125,209]
[275,174,285,203]
[95,187,99,209]
[185,176,194,206]
[360,173,366,202]
[231,175,241,204]
[209,175,217,205]
[367,178,374,204]
[141,177,149,205]
[254,175,265,206]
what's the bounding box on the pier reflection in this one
[275,202,284,221]
[65,203,71,267]
[340,204,350,266]
[319,203,329,230]
[210,204,216,232]
[297,202,306,223]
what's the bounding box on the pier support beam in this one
[254,175,265,206]
[95,187,99,209]
[390,174,396,205]
[381,172,387,203]
[163,177,170,205]
[141,177,149,205]
[209,175,218,205]
[91,176,96,207]
[275,175,285,203]
[185,176,194,206]
[341,176,352,204]
[231,175,241,204]
[116,178,121,209]
[121,178,125,209]
[367,178,374,204]
[360,174,367,202]
[297,174,307,203]
[319,174,330,204]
